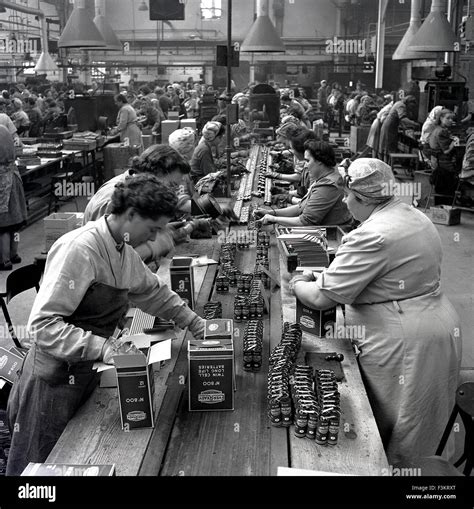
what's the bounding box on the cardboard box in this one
[161,120,180,143]
[21,463,115,476]
[188,320,234,411]
[296,299,337,338]
[114,350,155,430]
[44,212,80,250]
[170,256,195,310]
[0,346,24,385]
[426,206,461,226]
[168,111,180,120]
[180,119,197,131]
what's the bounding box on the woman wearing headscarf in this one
[429,109,459,203]
[289,158,461,469]
[379,95,419,163]
[190,121,225,184]
[0,126,27,270]
[109,94,143,149]
[255,141,353,228]
[420,105,444,156]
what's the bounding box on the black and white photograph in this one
[0,0,473,506]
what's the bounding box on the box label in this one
[0,346,23,384]
[189,358,234,411]
[296,299,336,337]
[116,365,154,429]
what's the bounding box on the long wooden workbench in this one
[46,225,388,476]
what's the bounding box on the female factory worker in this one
[428,109,459,202]
[109,93,143,149]
[289,158,461,467]
[190,121,225,184]
[83,144,195,262]
[0,126,28,270]
[379,95,419,163]
[255,141,352,228]
[6,174,205,476]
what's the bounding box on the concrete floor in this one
[0,198,473,473]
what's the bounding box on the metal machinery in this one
[233,144,273,223]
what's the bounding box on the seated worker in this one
[266,127,319,205]
[6,174,205,476]
[280,94,311,128]
[0,98,21,145]
[255,141,353,228]
[139,97,166,137]
[84,144,198,263]
[11,98,30,136]
[190,121,225,184]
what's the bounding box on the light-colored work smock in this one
[115,104,143,148]
[316,197,462,466]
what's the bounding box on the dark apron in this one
[6,282,129,476]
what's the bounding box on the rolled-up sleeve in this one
[316,229,387,304]
[299,185,340,226]
[27,242,108,362]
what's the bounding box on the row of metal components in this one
[267,323,303,427]
[243,320,264,372]
[233,145,260,221]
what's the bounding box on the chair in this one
[435,382,474,476]
[0,264,42,349]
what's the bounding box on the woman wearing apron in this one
[6,174,205,476]
[289,159,462,468]
[110,94,143,149]
[379,96,419,163]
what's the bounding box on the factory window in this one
[201,0,222,20]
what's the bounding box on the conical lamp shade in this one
[59,3,106,48]
[241,16,285,52]
[34,51,59,72]
[410,0,459,52]
[393,0,438,60]
[92,14,122,51]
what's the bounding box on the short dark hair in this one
[26,97,36,106]
[289,128,318,155]
[110,173,178,220]
[281,94,291,102]
[131,144,190,176]
[115,94,127,104]
[304,140,337,168]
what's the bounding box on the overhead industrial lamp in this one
[92,0,122,51]
[410,0,460,52]
[138,1,149,11]
[58,0,106,48]
[393,0,437,60]
[241,0,285,52]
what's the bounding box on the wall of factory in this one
[103,0,337,43]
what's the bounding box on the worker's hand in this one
[102,337,140,365]
[288,271,316,295]
[253,208,273,220]
[256,214,275,227]
[220,204,239,222]
[209,170,224,179]
[188,315,205,340]
[264,171,280,179]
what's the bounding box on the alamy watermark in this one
[54,180,95,199]
[326,37,367,58]
[382,181,422,200]
[0,37,38,55]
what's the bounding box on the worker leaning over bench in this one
[6,174,205,476]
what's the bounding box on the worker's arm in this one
[128,253,205,339]
[293,281,338,310]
